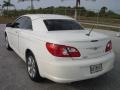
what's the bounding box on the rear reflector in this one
[46,42,81,57]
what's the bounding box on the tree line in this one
[0,0,119,19]
[1,6,119,19]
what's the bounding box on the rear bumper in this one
[39,52,115,83]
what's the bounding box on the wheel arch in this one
[25,48,42,79]
[5,32,7,37]
[25,48,38,63]
[25,49,34,61]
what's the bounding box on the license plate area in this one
[90,64,103,74]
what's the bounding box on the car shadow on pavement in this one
[38,72,114,90]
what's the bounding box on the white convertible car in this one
[5,14,115,83]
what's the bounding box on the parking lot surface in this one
[0,24,120,90]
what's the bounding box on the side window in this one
[13,16,33,30]
[24,17,33,30]
[13,17,25,28]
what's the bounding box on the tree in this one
[79,7,87,16]
[18,0,40,10]
[99,6,108,17]
[61,0,96,19]
[86,10,96,17]
[107,10,120,19]
[2,0,16,14]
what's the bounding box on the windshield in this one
[44,19,84,31]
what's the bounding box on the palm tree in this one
[99,6,108,17]
[18,0,40,10]
[2,0,16,13]
[61,0,96,19]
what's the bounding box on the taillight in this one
[105,40,112,52]
[46,42,81,57]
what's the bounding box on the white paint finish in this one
[5,14,115,83]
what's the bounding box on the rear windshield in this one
[44,19,84,31]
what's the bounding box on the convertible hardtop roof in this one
[23,14,74,20]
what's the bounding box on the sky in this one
[0,0,120,13]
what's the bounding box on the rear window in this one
[44,19,84,31]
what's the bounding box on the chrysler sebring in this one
[5,14,115,83]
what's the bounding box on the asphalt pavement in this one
[0,25,120,90]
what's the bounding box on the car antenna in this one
[86,24,95,36]
[86,10,100,36]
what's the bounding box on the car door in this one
[18,16,33,59]
[9,17,26,54]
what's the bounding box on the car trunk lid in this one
[46,30,110,59]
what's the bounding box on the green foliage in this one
[2,6,120,19]
[86,11,96,17]
[2,0,15,8]
[2,0,15,16]
[107,10,120,19]
[99,6,108,17]
[78,7,87,16]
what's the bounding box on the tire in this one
[26,52,43,82]
[5,36,12,50]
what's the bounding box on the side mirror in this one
[6,22,19,28]
[12,23,19,28]
[6,23,12,27]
